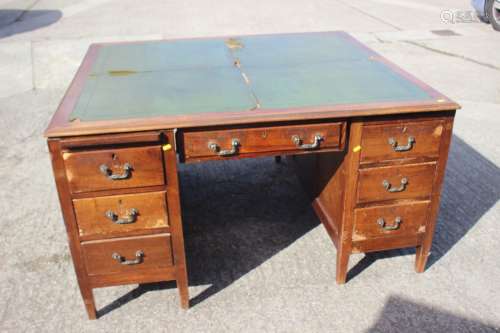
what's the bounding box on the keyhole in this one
[117,199,123,214]
[111,153,120,168]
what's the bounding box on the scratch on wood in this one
[352,233,367,241]
[433,125,443,137]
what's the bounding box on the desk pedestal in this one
[291,112,454,283]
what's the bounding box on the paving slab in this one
[342,0,478,31]
[0,0,499,331]
[452,101,500,165]
[2,0,394,43]
[0,0,38,28]
[32,35,162,90]
[0,40,32,97]
[0,0,63,39]
[0,88,498,330]
[415,33,500,69]
[366,38,500,104]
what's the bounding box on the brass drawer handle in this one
[388,136,415,152]
[99,162,132,180]
[208,139,240,156]
[377,216,402,231]
[112,250,144,265]
[105,208,138,224]
[382,177,408,192]
[292,134,323,149]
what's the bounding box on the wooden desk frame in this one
[45,32,459,319]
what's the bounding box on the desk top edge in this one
[44,31,460,138]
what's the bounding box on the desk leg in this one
[336,247,350,284]
[48,139,97,319]
[164,131,190,309]
[336,121,362,284]
[81,287,97,319]
[292,121,362,284]
[415,115,454,273]
[177,269,190,309]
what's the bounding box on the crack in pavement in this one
[404,40,500,72]
[0,0,40,29]
[336,0,403,31]
[14,0,40,22]
[0,279,15,329]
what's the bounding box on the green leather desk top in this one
[69,32,437,122]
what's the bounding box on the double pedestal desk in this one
[44,32,459,319]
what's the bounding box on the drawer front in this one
[357,163,436,204]
[182,122,345,160]
[81,234,173,276]
[63,146,165,193]
[360,120,443,164]
[74,191,169,239]
[353,201,430,240]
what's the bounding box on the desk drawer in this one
[353,201,429,241]
[74,191,169,240]
[360,120,443,164]
[63,146,165,193]
[81,234,173,276]
[357,163,436,204]
[182,122,345,161]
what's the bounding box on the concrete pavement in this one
[0,0,499,331]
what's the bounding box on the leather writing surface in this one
[70,32,434,122]
[91,38,234,74]
[72,67,257,121]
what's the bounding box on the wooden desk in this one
[44,31,460,319]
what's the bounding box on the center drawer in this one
[73,191,169,240]
[81,234,173,276]
[181,122,345,161]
